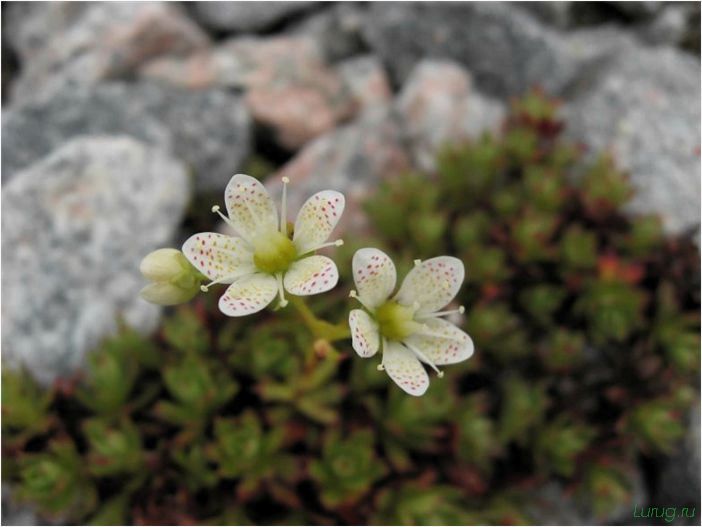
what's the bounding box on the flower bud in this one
[139,249,201,306]
[140,248,187,282]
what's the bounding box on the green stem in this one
[289,296,350,342]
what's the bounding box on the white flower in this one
[348,248,474,396]
[183,174,344,316]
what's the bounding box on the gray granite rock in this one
[289,2,367,62]
[271,107,412,235]
[655,405,701,508]
[564,41,701,235]
[362,2,577,97]
[526,463,647,525]
[2,82,251,191]
[2,136,190,385]
[397,60,506,171]
[141,35,354,149]
[336,55,393,116]
[191,1,318,33]
[7,2,209,103]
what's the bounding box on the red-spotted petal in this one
[349,309,380,358]
[404,317,474,366]
[224,174,278,243]
[283,255,338,296]
[352,248,396,310]
[293,191,345,255]
[395,257,464,315]
[218,273,277,316]
[383,341,429,396]
[182,232,255,283]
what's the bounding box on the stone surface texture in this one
[2,82,251,191]
[2,136,190,385]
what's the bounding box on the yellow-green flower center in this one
[375,301,420,341]
[252,229,297,274]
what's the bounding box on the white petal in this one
[404,318,474,366]
[218,274,277,317]
[383,341,429,396]
[349,309,380,358]
[293,191,345,255]
[352,248,396,310]
[283,255,338,296]
[395,257,464,315]
[182,232,255,283]
[224,174,278,243]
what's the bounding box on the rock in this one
[655,405,701,507]
[362,2,577,97]
[526,463,647,524]
[190,1,318,33]
[288,2,368,62]
[142,36,354,149]
[336,55,393,116]
[564,42,701,235]
[610,1,662,19]
[2,82,251,191]
[397,60,506,171]
[1,136,190,385]
[270,107,412,235]
[637,3,700,48]
[8,2,209,103]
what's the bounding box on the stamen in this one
[377,364,385,371]
[280,177,289,234]
[416,306,465,319]
[276,273,288,308]
[414,259,422,266]
[299,239,344,256]
[211,205,237,230]
[349,289,372,311]
[405,341,444,377]
[199,274,242,292]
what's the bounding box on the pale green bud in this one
[140,248,188,282]
[139,249,201,306]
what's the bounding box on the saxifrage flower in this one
[183,174,344,316]
[349,248,474,396]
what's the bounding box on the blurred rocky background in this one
[1,1,700,524]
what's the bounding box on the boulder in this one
[141,36,354,149]
[1,136,190,384]
[362,2,576,97]
[2,82,251,191]
[191,1,318,33]
[336,55,393,116]
[564,41,701,235]
[397,60,505,171]
[6,2,209,103]
[288,2,367,62]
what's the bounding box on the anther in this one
[282,176,290,184]
[349,289,358,298]
[335,239,344,247]
[200,285,209,292]
[437,370,445,378]
[414,259,422,266]
[377,364,385,371]
[211,205,220,213]
[458,305,465,314]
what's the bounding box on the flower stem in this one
[289,296,350,342]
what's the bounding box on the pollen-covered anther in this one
[211,205,220,213]
[334,239,344,247]
[414,259,422,266]
[377,364,385,371]
[200,285,209,292]
[437,370,445,378]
